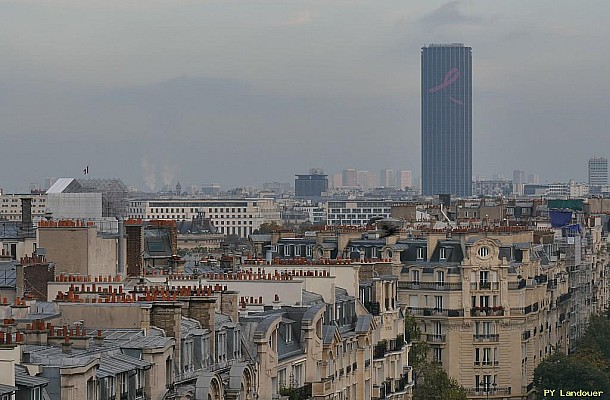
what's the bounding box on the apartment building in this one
[326,200,395,226]
[128,198,281,237]
[396,229,573,399]
[0,194,47,222]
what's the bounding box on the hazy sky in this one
[1,0,609,192]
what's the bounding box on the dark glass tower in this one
[421,43,472,196]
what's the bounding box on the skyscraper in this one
[295,170,328,198]
[380,169,396,188]
[396,170,413,190]
[588,157,608,187]
[421,43,472,196]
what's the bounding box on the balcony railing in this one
[464,387,512,396]
[311,378,333,397]
[508,279,527,290]
[374,336,406,359]
[425,334,446,343]
[474,360,500,367]
[279,383,313,400]
[399,281,462,291]
[408,307,464,317]
[473,334,499,342]
[470,307,505,317]
[470,282,499,290]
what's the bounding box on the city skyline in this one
[1,1,610,192]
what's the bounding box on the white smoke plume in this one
[140,157,157,191]
[161,160,177,187]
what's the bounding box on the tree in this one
[533,352,610,399]
[253,222,283,234]
[412,362,468,400]
[405,315,429,372]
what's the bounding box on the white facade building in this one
[327,200,393,226]
[0,194,48,221]
[128,198,281,237]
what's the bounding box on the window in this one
[306,246,312,257]
[107,378,116,398]
[285,324,293,343]
[478,246,490,258]
[479,271,489,283]
[434,296,443,310]
[32,387,42,400]
[433,347,442,363]
[434,321,442,335]
[412,270,420,284]
[436,270,445,285]
[482,348,492,365]
[439,247,447,260]
[284,245,290,256]
[121,372,128,394]
[293,363,304,387]
[278,368,287,390]
[417,247,425,260]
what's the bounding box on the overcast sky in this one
[1,0,609,192]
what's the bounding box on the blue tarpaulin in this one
[550,210,573,228]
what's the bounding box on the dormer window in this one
[478,246,490,258]
[417,247,425,260]
[439,247,447,260]
[281,322,294,343]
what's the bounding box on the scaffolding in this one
[77,178,128,218]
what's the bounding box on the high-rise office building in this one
[355,171,378,191]
[421,43,472,196]
[588,157,608,187]
[342,169,358,188]
[527,174,540,185]
[513,170,526,196]
[380,169,396,188]
[396,170,413,190]
[295,171,328,198]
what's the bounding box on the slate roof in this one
[322,325,338,344]
[0,384,16,395]
[97,353,152,379]
[14,366,49,388]
[301,290,324,305]
[354,315,373,334]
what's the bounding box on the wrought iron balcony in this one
[473,334,499,342]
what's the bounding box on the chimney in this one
[95,330,104,346]
[220,291,239,323]
[151,302,183,366]
[187,298,216,363]
[21,198,33,234]
[61,337,72,354]
[117,218,125,275]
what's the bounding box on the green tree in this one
[405,315,429,371]
[253,222,283,234]
[533,352,610,399]
[412,362,468,400]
